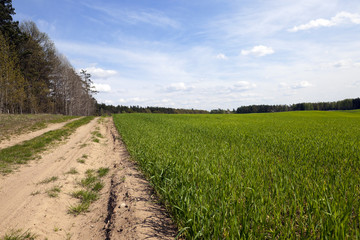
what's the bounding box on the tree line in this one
[235,98,360,114]
[96,104,209,115]
[0,0,96,115]
[208,98,360,114]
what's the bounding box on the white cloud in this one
[241,45,274,57]
[289,11,360,32]
[332,60,360,68]
[318,59,360,69]
[119,97,148,104]
[231,81,256,91]
[83,3,179,29]
[216,53,227,60]
[292,81,313,89]
[164,82,194,92]
[92,83,112,92]
[279,81,313,89]
[126,10,179,28]
[84,67,117,79]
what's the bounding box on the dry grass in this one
[0,114,77,142]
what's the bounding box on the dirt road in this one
[0,117,177,239]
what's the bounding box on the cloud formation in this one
[216,53,227,60]
[241,45,274,57]
[83,3,179,29]
[230,81,257,91]
[280,81,312,90]
[289,11,360,32]
[93,83,112,92]
[85,67,117,79]
[164,82,194,92]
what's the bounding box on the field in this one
[113,111,360,239]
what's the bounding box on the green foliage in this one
[46,186,61,198]
[38,176,58,184]
[113,111,360,239]
[0,229,37,240]
[68,202,90,215]
[71,190,98,202]
[97,167,109,177]
[66,168,78,175]
[69,167,107,215]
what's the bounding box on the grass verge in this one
[0,114,78,143]
[0,116,94,174]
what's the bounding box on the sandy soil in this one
[0,118,78,150]
[0,117,177,239]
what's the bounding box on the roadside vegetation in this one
[0,229,37,240]
[68,167,109,215]
[113,111,360,239]
[0,114,77,142]
[0,116,94,174]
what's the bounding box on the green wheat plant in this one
[113,111,360,239]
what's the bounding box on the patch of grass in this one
[81,154,88,159]
[79,143,87,148]
[76,159,85,164]
[97,167,109,178]
[91,131,103,138]
[68,202,90,215]
[91,130,103,143]
[30,191,41,196]
[38,176,58,184]
[91,181,104,192]
[68,167,107,216]
[65,232,73,240]
[46,186,61,198]
[80,175,97,188]
[65,168,78,175]
[71,190,98,202]
[0,229,37,240]
[0,116,94,175]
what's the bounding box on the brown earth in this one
[0,117,177,239]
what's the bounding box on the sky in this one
[13,0,360,110]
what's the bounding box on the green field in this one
[113,111,360,239]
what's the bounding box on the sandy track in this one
[0,117,176,239]
[0,118,79,150]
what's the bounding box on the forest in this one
[0,0,96,116]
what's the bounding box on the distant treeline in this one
[96,103,209,115]
[211,98,360,114]
[0,1,96,115]
[98,98,360,115]
[235,98,360,114]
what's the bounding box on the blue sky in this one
[13,0,360,110]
